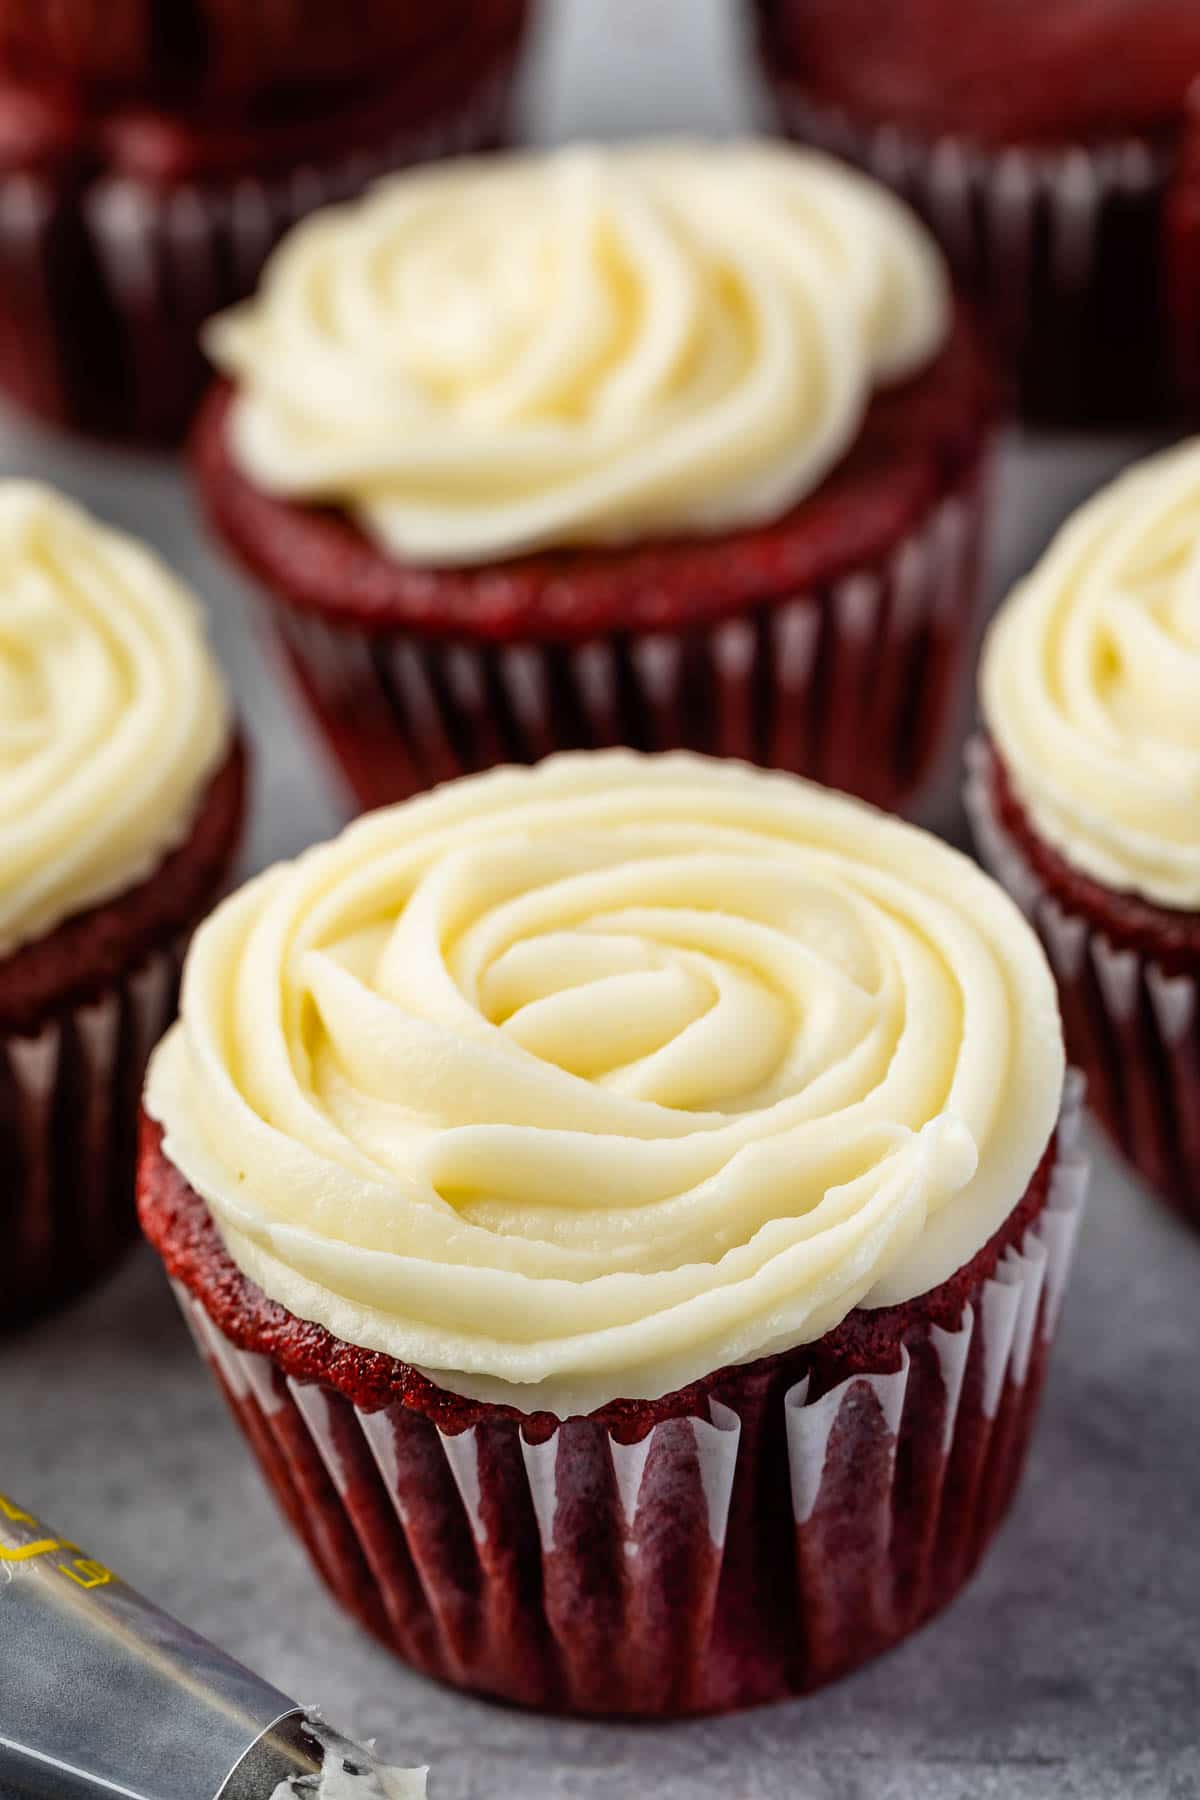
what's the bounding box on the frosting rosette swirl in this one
[205,139,950,566]
[982,439,1200,910]
[0,483,231,956]
[147,753,1063,1412]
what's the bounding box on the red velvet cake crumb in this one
[985,741,1200,974]
[0,739,247,1036]
[1,739,247,1326]
[138,1111,1056,1434]
[194,311,992,643]
[974,737,1199,1226]
[140,1107,1074,1714]
[193,308,992,816]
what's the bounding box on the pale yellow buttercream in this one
[982,440,1200,910]
[147,753,1063,1413]
[0,484,231,956]
[206,140,949,566]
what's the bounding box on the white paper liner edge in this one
[266,478,981,823]
[172,1073,1086,1551]
[763,84,1168,306]
[2,937,183,1295]
[965,736,1199,1046]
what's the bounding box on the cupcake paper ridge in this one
[0,482,231,956]
[204,139,950,566]
[146,751,1063,1414]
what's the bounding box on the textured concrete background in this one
[2,5,1199,1796]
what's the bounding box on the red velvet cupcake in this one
[1,483,245,1324]
[967,440,1200,1228]
[195,140,994,819]
[0,0,533,442]
[140,752,1084,1716]
[749,0,1200,423]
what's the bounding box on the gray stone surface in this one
[2,5,1198,1796]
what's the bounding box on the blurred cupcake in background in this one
[1,483,245,1324]
[0,0,534,442]
[1165,81,1200,418]
[748,0,1200,424]
[967,440,1200,1229]
[141,751,1084,1717]
[194,139,995,818]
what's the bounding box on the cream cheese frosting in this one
[271,1720,426,1800]
[147,752,1063,1414]
[0,483,232,958]
[981,440,1200,911]
[205,139,950,566]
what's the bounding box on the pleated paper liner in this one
[2,739,247,1325]
[756,76,1173,426]
[168,1082,1086,1718]
[260,461,987,822]
[966,737,1200,1230]
[0,62,520,443]
[1,939,183,1325]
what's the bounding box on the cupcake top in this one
[0,483,232,957]
[147,752,1063,1414]
[981,440,1200,912]
[205,140,950,567]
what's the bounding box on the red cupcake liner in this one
[966,738,1200,1228]
[1,937,183,1326]
[756,78,1173,424]
[0,64,521,442]
[261,462,987,820]
[168,1085,1085,1717]
[2,737,247,1326]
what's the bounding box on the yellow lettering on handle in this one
[57,1558,113,1591]
[0,1492,111,1587]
